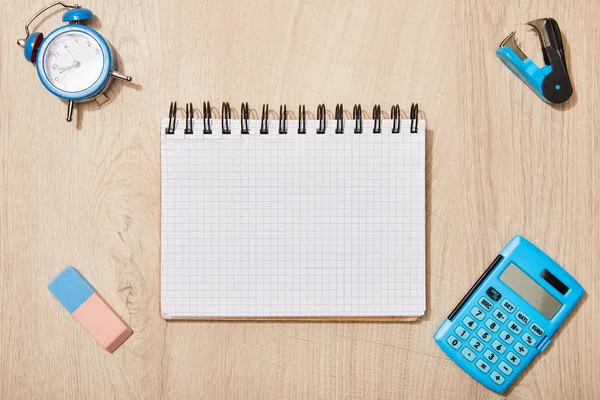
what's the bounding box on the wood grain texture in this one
[1,0,598,399]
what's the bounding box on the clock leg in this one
[111,71,132,82]
[66,101,74,122]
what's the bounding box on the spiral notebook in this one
[161,102,426,320]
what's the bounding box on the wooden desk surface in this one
[1,0,599,398]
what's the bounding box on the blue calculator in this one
[434,236,584,393]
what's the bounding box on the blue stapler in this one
[496,18,573,104]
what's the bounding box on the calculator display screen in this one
[500,263,562,319]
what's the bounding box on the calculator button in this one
[514,342,529,356]
[499,330,515,345]
[469,338,484,352]
[522,332,536,346]
[485,286,502,301]
[446,335,461,349]
[508,320,522,335]
[530,323,545,337]
[460,347,476,362]
[478,297,493,311]
[489,370,505,385]
[515,311,530,325]
[483,349,499,364]
[492,309,508,323]
[462,316,477,330]
[454,326,469,339]
[498,361,513,376]
[485,318,500,333]
[501,299,516,313]
[470,306,485,321]
[475,359,490,373]
[506,351,521,366]
[477,328,492,342]
[491,340,507,354]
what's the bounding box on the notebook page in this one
[161,119,425,318]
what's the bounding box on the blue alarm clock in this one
[434,236,584,393]
[17,2,132,122]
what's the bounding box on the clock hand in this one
[60,67,74,83]
[62,45,80,64]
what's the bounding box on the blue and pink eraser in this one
[48,266,133,352]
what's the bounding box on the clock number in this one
[73,38,79,44]
[95,48,100,55]
[86,40,91,47]
[63,43,68,49]
[52,64,58,70]
[53,52,60,58]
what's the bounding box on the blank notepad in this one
[161,108,426,319]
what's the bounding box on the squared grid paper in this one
[161,118,425,318]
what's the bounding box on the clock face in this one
[42,31,106,93]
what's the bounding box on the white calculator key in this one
[483,349,499,364]
[461,347,476,362]
[499,330,515,345]
[477,328,492,342]
[501,299,516,313]
[491,339,507,354]
[514,342,529,356]
[498,361,513,375]
[454,326,469,339]
[530,323,545,337]
[469,338,484,352]
[446,335,461,349]
[506,351,521,366]
[470,306,485,321]
[507,320,522,335]
[490,370,505,385]
[515,310,530,325]
[478,297,493,311]
[492,309,508,323]
[475,359,490,373]
[463,315,477,330]
[485,318,500,333]
[522,332,536,346]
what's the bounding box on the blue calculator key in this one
[460,347,476,362]
[514,341,529,356]
[470,306,485,321]
[507,320,522,335]
[485,286,502,301]
[478,297,493,311]
[498,361,513,376]
[462,315,477,330]
[530,323,545,337]
[454,326,469,339]
[515,310,530,325]
[491,340,507,354]
[499,330,515,345]
[522,332,536,346]
[492,309,508,323]
[501,299,516,313]
[489,370,505,385]
[477,328,492,342]
[506,351,521,366]
[483,349,499,363]
[446,335,461,349]
[484,318,500,333]
[475,359,490,373]
[469,337,484,352]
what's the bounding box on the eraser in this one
[49,266,133,353]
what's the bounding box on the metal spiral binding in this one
[298,105,306,134]
[166,101,177,134]
[372,105,381,134]
[353,104,362,134]
[260,104,269,134]
[335,104,344,134]
[222,102,231,134]
[316,104,326,134]
[203,101,212,134]
[241,102,249,134]
[184,103,194,134]
[391,105,400,134]
[279,105,287,134]
[410,103,419,133]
